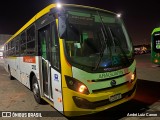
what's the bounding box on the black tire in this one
[32,75,45,104]
[8,66,14,80]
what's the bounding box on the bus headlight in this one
[65,76,89,95]
[154,59,158,63]
[78,85,87,93]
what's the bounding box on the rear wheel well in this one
[8,65,10,72]
[8,65,14,80]
[30,72,35,91]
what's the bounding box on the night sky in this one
[0,0,160,45]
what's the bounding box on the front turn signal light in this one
[131,74,135,81]
[131,69,136,82]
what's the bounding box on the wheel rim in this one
[33,83,39,98]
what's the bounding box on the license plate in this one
[109,94,122,102]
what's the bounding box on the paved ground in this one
[136,54,160,82]
[0,54,159,120]
[0,59,67,120]
[121,54,160,120]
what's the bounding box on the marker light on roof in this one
[57,3,62,9]
[117,13,121,18]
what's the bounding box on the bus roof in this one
[5,3,116,44]
[152,27,160,35]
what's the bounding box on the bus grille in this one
[92,81,128,93]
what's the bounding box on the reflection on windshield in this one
[63,8,133,71]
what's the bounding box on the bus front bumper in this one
[63,80,137,116]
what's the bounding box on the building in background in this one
[0,34,12,58]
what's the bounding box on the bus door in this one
[37,15,63,111]
[38,25,52,99]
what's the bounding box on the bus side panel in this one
[59,39,73,114]
[51,68,63,112]
[19,57,29,87]
[3,58,8,73]
[7,57,17,78]
[15,57,21,82]
[19,56,39,89]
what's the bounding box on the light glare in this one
[117,13,121,18]
[0,46,4,51]
[57,3,62,8]
[78,85,86,93]
[131,74,135,80]
[154,59,158,63]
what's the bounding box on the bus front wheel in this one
[32,75,45,104]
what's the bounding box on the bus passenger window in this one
[51,22,60,69]
[26,25,36,55]
[15,37,20,56]
[20,32,27,56]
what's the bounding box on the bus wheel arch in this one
[30,73,45,104]
[29,72,35,91]
[8,65,14,80]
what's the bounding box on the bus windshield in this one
[62,7,133,71]
[153,32,160,52]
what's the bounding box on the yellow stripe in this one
[6,56,17,59]
[41,97,54,107]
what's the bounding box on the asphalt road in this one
[0,60,67,120]
[136,54,160,82]
[0,54,159,120]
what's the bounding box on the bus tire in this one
[32,75,45,104]
[8,66,14,80]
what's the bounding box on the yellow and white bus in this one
[3,3,137,116]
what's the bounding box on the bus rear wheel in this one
[8,66,14,80]
[32,75,45,104]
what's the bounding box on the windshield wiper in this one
[93,11,111,71]
[93,28,107,70]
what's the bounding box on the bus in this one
[3,3,137,116]
[151,27,160,64]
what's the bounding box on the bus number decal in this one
[23,56,36,63]
[32,65,36,70]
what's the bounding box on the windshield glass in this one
[61,7,133,71]
[153,32,160,52]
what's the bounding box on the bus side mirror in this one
[58,15,67,39]
[49,8,67,39]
